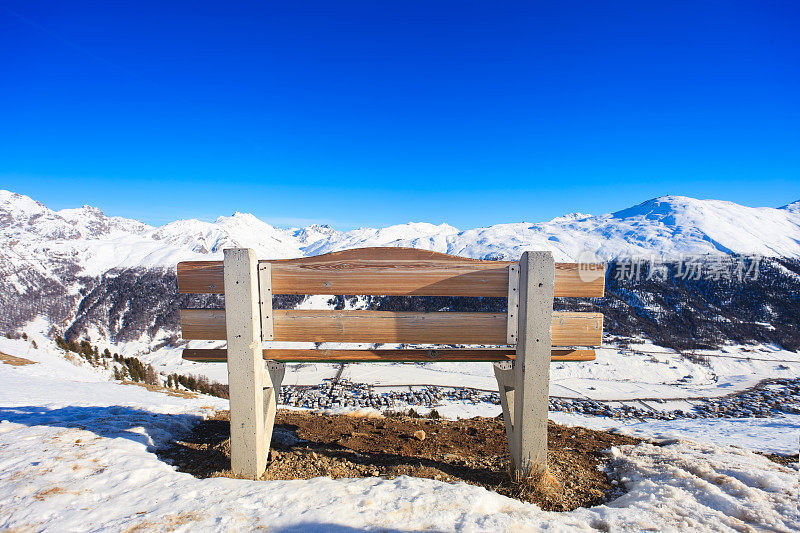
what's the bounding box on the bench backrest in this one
[177,247,605,362]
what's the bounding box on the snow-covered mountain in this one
[2,189,800,353]
[2,190,800,284]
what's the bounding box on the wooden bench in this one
[178,247,605,479]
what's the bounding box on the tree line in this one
[54,335,228,398]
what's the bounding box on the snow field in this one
[1,338,799,531]
[2,408,797,531]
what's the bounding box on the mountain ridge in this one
[2,190,799,284]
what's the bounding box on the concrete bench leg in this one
[494,251,554,477]
[493,361,518,467]
[263,361,285,455]
[224,248,269,479]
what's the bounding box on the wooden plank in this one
[177,247,605,297]
[550,349,596,361]
[181,348,596,363]
[274,310,506,344]
[553,312,603,346]
[180,309,603,346]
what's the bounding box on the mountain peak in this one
[610,195,748,221]
[215,211,264,224]
[58,204,107,219]
[780,200,800,214]
[548,212,593,223]
[0,190,49,213]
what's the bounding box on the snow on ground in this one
[0,338,227,442]
[550,412,800,456]
[1,338,799,531]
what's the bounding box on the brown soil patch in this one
[164,409,641,511]
[0,352,36,366]
[760,452,799,468]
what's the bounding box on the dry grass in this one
[120,380,198,399]
[506,464,563,503]
[32,487,66,501]
[0,351,36,366]
[125,511,202,532]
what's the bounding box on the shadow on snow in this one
[0,404,203,451]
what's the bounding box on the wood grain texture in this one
[180,309,603,346]
[177,247,605,297]
[181,348,596,363]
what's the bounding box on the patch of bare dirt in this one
[760,452,799,468]
[164,409,641,512]
[0,352,36,366]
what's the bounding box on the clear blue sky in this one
[1,1,798,229]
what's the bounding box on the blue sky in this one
[1,1,798,229]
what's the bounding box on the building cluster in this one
[546,378,800,420]
[279,380,496,410]
[693,379,800,418]
[279,378,800,421]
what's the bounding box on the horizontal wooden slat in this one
[180,309,603,346]
[181,348,596,363]
[177,247,605,298]
[551,349,596,362]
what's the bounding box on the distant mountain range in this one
[1,190,799,352]
[2,190,799,280]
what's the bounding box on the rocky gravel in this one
[165,410,642,512]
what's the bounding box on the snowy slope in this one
[0,337,798,532]
[2,190,800,286]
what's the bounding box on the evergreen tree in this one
[145,364,157,386]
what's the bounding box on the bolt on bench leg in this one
[494,251,554,477]
[224,248,269,479]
